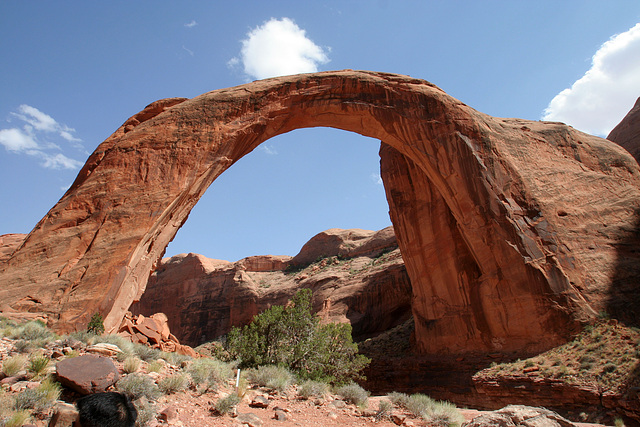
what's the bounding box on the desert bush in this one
[1,355,27,377]
[86,313,105,335]
[134,344,162,362]
[12,340,33,354]
[11,321,52,342]
[146,360,165,374]
[123,356,141,374]
[298,380,330,399]
[214,394,240,415]
[247,365,293,392]
[13,378,60,414]
[160,351,192,367]
[388,391,410,408]
[117,374,160,401]
[425,400,465,426]
[406,393,435,417]
[376,399,393,421]
[158,373,189,394]
[27,354,50,377]
[187,358,234,392]
[335,383,369,408]
[226,289,370,384]
[4,410,31,427]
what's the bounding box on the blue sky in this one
[1,2,639,262]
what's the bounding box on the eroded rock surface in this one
[1,71,639,357]
[130,227,412,346]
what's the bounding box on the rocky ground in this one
[0,322,622,427]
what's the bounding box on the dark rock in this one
[250,395,270,409]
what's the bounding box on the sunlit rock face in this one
[130,227,412,347]
[1,70,639,356]
[609,96,640,164]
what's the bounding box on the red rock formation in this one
[130,227,412,346]
[1,71,639,357]
[117,312,196,357]
[608,97,640,164]
[0,234,25,263]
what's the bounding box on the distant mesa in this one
[0,70,638,359]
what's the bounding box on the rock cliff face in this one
[608,97,640,164]
[130,227,412,346]
[1,71,639,357]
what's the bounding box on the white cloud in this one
[1,105,84,170]
[260,144,278,155]
[230,17,330,80]
[543,23,640,136]
[185,20,197,28]
[0,128,39,152]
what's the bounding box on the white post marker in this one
[235,368,241,390]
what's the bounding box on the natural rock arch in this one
[1,70,639,355]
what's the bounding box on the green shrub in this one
[226,289,370,384]
[187,358,234,392]
[158,373,189,394]
[11,321,52,342]
[1,355,27,377]
[95,334,135,354]
[298,380,330,399]
[27,354,50,377]
[161,351,192,367]
[123,357,141,374]
[13,378,61,414]
[87,313,105,335]
[247,365,293,392]
[405,393,464,426]
[214,394,240,415]
[335,383,369,408]
[117,374,160,401]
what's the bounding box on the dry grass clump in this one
[214,393,241,415]
[159,373,190,395]
[298,380,330,399]
[247,365,293,393]
[13,378,61,415]
[116,373,160,401]
[26,354,50,378]
[123,356,141,374]
[335,383,369,408]
[1,355,27,377]
[187,358,234,393]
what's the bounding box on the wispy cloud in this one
[182,45,194,56]
[260,144,278,155]
[184,20,197,28]
[370,172,383,185]
[229,17,330,80]
[542,23,640,136]
[0,105,84,170]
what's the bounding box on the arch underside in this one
[1,70,639,355]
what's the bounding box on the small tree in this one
[225,289,370,384]
[86,312,105,335]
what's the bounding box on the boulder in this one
[462,405,576,427]
[48,402,79,427]
[55,354,119,394]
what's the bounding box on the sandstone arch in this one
[1,70,639,355]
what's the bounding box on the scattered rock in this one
[116,312,197,357]
[55,354,119,394]
[273,409,287,421]
[236,412,263,427]
[86,343,122,357]
[159,404,178,423]
[48,402,79,427]
[391,413,406,425]
[250,395,270,409]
